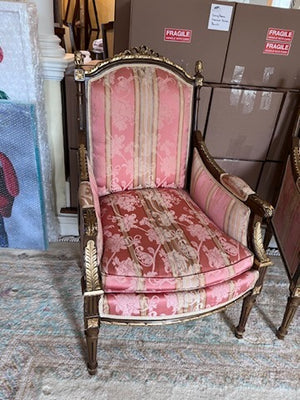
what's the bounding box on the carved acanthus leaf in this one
[85,240,101,292]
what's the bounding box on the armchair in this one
[74,46,273,374]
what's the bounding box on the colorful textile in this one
[99,188,254,299]
[87,64,193,195]
[100,270,258,319]
[190,149,251,246]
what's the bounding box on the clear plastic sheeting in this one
[0,1,59,244]
[241,90,257,114]
[0,102,48,249]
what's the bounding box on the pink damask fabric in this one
[99,188,254,301]
[190,149,251,246]
[87,64,193,195]
[100,270,258,319]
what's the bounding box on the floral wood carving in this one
[79,144,89,182]
[253,221,271,266]
[83,208,98,237]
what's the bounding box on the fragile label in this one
[263,41,291,56]
[266,27,294,42]
[164,28,192,43]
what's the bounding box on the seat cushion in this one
[100,269,259,319]
[99,188,254,294]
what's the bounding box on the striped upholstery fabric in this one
[87,64,193,196]
[190,149,251,246]
[273,157,300,278]
[100,270,258,319]
[99,188,256,319]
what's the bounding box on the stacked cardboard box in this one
[114,0,300,204]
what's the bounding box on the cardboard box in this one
[222,3,300,88]
[197,86,212,133]
[204,87,284,160]
[267,91,300,161]
[114,0,131,54]
[256,161,285,205]
[129,0,235,80]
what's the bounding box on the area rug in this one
[0,243,299,400]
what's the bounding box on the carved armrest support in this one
[252,219,272,268]
[79,207,103,293]
[78,145,103,294]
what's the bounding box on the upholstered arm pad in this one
[190,147,251,246]
[220,174,255,201]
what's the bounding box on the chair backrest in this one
[84,52,197,196]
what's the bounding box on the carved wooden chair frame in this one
[74,46,274,374]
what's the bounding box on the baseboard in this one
[58,213,78,237]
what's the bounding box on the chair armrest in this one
[78,145,103,294]
[193,130,274,219]
[220,173,255,201]
[191,131,273,267]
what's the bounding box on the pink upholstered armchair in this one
[74,47,273,374]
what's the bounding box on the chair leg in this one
[276,292,300,340]
[235,291,257,339]
[84,294,101,374]
[85,319,100,375]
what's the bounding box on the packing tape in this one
[263,67,275,84]
[230,88,242,107]
[231,66,245,84]
[241,90,256,114]
[260,91,272,111]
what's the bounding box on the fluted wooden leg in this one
[84,294,101,374]
[85,321,100,374]
[276,294,300,340]
[235,292,257,338]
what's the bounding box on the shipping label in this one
[263,41,291,56]
[266,27,294,43]
[208,4,233,32]
[164,28,192,43]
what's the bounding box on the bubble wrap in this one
[0,1,59,242]
[0,102,47,249]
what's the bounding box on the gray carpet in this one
[0,242,299,400]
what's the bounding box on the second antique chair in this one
[264,134,300,339]
[74,46,273,374]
